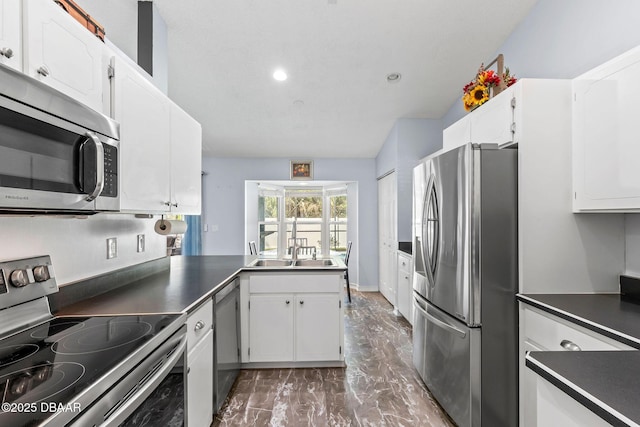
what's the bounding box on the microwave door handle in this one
[84,132,104,202]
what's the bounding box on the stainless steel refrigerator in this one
[412,143,518,427]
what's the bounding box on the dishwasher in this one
[213,278,241,412]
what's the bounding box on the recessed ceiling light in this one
[386,73,402,83]
[273,69,288,81]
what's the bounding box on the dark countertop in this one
[517,293,640,349]
[519,293,640,426]
[526,351,640,427]
[56,255,346,316]
[57,255,252,315]
[398,241,412,255]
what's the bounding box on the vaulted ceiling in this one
[108,0,540,158]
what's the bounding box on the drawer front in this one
[397,253,412,275]
[249,274,341,294]
[187,299,213,352]
[523,306,634,351]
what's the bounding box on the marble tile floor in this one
[212,291,455,427]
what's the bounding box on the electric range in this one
[0,256,187,427]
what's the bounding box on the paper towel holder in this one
[158,215,168,231]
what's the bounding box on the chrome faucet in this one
[291,219,298,261]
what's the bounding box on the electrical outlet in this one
[137,234,145,253]
[106,237,117,259]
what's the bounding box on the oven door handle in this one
[101,332,187,426]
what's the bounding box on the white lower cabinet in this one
[187,329,213,427]
[531,372,610,427]
[519,303,634,427]
[396,251,412,324]
[248,294,294,362]
[243,273,344,364]
[295,294,341,361]
[186,300,213,427]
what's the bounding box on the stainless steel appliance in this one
[0,62,119,213]
[0,256,186,426]
[213,278,240,413]
[412,143,518,427]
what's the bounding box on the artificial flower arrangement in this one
[462,59,517,112]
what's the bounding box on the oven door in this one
[69,325,187,427]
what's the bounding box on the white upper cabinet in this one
[0,0,22,71]
[23,0,106,113]
[170,102,202,215]
[573,46,640,212]
[442,114,471,152]
[469,84,519,147]
[443,83,519,152]
[111,55,172,213]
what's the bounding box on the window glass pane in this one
[259,223,278,257]
[258,196,278,222]
[329,222,348,254]
[286,221,322,256]
[285,196,322,219]
[330,195,347,257]
[330,195,347,219]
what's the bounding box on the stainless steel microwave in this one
[0,63,119,214]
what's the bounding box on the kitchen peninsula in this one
[51,255,347,424]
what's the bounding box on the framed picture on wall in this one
[290,161,313,180]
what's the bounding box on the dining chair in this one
[344,241,352,303]
[249,241,257,255]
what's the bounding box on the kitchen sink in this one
[293,259,336,267]
[249,259,293,267]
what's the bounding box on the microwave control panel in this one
[102,144,118,197]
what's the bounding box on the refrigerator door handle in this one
[422,175,439,288]
[413,297,466,339]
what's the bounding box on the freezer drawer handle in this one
[413,298,466,339]
[560,339,581,351]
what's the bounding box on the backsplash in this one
[626,215,640,277]
[0,214,166,286]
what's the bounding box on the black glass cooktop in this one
[0,314,180,427]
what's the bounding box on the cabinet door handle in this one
[37,65,50,77]
[560,339,581,351]
[299,300,304,305]
[194,320,205,331]
[285,300,290,305]
[0,47,13,58]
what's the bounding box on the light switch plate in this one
[107,237,117,259]
[137,234,145,253]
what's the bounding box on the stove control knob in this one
[33,265,50,282]
[10,269,29,287]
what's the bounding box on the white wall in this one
[440,0,640,282]
[74,0,138,61]
[442,0,640,128]
[202,157,378,290]
[0,215,166,286]
[75,0,169,93]
[626,216,640,276]
[375,118,442,242]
